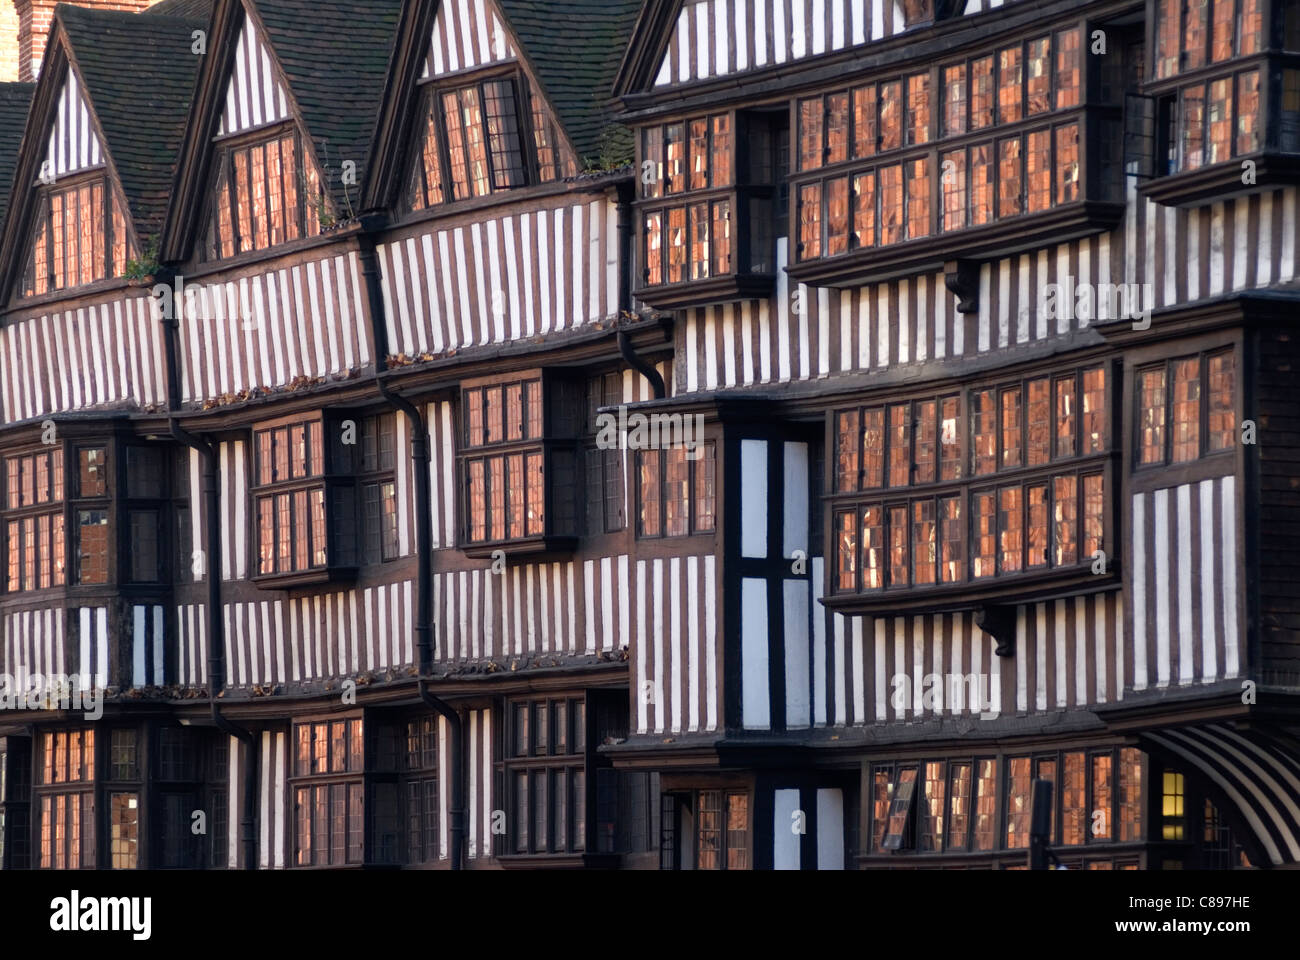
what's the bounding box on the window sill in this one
[634,273,776,311]
[1138,153,1300,208]
[785,200,1125,289]
[821,565,1119,618]
[460,535,579,562]
[250,566,358,591]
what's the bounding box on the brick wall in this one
[0,2,19,82]
[15,0,153,82]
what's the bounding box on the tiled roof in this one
[146,0,213,18]
[498,0,641,169]
[0,83,35,226]
[250,0,403,217]
[57,3,206,245]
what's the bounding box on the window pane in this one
[853,172,876,248]
[77,510,109,584]
[862,408,885,488]
[906,158,930,239]
[942,149,966,232]
[1001,388,1022,469]
[664,447,689,537]
[971,143,993,226]
[1053,475,1078,567]
[880,165,903,244]
[697,790,722,870]
[888,505,909,587]
[1180,85,1206,172]
[940,396,962,481]
[972,57,995,129]
[1172,358,1201,462]
[972,492,996,579]
[1056,123,1079,204]
[667,207,686,283]
[1055,377,1076,459]
[665,123,685,194]
[915,400,936,485]
[726,793,749,869]
[1056,29,1081,108]
[694,444,716,533]
[912,499,936,586]
[999,486,1023,573]
[1062,752,1086,845]
[1119,748,1143,841]
[798,183,822,260]
[998,137,1022,217]
[888,404,910,487]
[948,762,972,850]
[836,411,860,492]
[1026,129,1051,213]
[690,202,710,280]
[940,496,964,584]
[1139,368,1167,465]
[1082,366,1106,454]
[1093,754,1113,840]
[921,761,945,851]
[1183,0,1208,71]
[879,81,902,151]
[906,73,930,146]
[798,98,823,171]
[711,115,733,187]
[1027,37,1051,115]
[1083,474,1104,560]
[836,510,857,591]
[1236,71,1260,156]
[689,117,709,190]
[1005,757,1031,849]
[1027,484,1048,568]
[943,65,967,137]
[972,389,997,476]
[639,450,660,536]
[1207,77,1231,165]
[482,80,526,189]
[1207,352,1235,451]
[643,212,662,285]
[862,505,884,590]
[853,85,877,158]
[998,46,1022,123]
[826,177,849,256]
[711,200,731,275]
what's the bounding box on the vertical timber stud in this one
[358,231,466,870]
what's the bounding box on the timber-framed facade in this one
[0,0,1297,872]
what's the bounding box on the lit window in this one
[23,179,133,297]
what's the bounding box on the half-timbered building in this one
[0,0,1297,871]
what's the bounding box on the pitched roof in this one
[249,0,403,216]
[146,0,214,18]
[497,0,641,168]
[0,83,36,226]
[57,3,206,246]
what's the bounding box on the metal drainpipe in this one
[357,236,465,870]
[159,269,258,870]
[614,183,666,400]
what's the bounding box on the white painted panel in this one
[741,577,770,729]
[741,439,768,559]
[784,579,810,728]
[816,788,845,870]
[773,788,801,870]
[782,441,809,558]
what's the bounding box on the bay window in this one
[828,362,1114,609]
[22,175,133,297]
[457,371,581,556]
[867,747,1143,860]
[1136,349,1236,468]
[252,410,398,585]
[636,109,782,308]
[789,23,1124,285]
[36,729,95,869]
[292,718,365,867]
[1142,0,1300,203]
[4,448,65,593]
[203,126,325,261]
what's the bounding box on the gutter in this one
[356,232,466,870]
[159,267,258,870]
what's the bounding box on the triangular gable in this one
[43,67,105,181]
[423,0,518,80]
[217,10,292,137]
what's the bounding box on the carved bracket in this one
[975,604,1017,658]
[944,259,980,314]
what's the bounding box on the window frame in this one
[202,122,324,263]
[635,441,717,540]
[827,360,1116,608]
[289,715,367,869]
[500,695,590,858]
[1133,347,1237,471]
[404,67,559,215]
[20,168,134,300]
